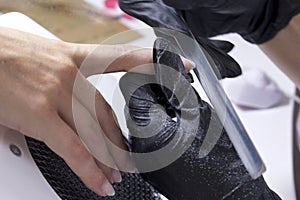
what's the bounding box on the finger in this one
[180,56,195,72]
[56,90,121,181]
[41,114,115,196]
[73,97,123,182]
[69,43,153,75]
[208,39,234,53]
[72,73,135,172]
[54,86,122,183]
[96,105,135,172]
[95,159,122,184]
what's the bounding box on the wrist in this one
[259,13,300,88]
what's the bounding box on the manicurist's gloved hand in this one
[162,0,300,44]
[119,37,281,200]
[118,0,241,78]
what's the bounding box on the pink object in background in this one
[104,0,134,20]
[122,13,134,20]
[104,0,118,9]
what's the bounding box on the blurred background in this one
[0,0,140,43]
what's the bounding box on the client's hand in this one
[0,26,156,196]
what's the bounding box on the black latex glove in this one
[119,38,281,199]
[162,0,300,44]
[118,0,241,79]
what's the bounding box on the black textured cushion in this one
[25,136,162,200]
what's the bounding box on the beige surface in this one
[0,0,141,43]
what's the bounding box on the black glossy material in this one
[162,0,300,44]
[118,0,241,79]
[119,38,281,200]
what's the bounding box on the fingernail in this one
[112,170,122,183]
[190,60,196,69]
[125,161,137,173]
[102,180,115,196]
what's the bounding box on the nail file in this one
[161,26,266,179]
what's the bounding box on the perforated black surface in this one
[25,137,162,200]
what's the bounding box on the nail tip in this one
[107,191,115,197]
[102,180,115,196]
[112,172,122,183]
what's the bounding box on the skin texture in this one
[0,26,194,196]
[259,13,300,89]
[0,26,135,197]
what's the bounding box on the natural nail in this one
[189,60,196,69]
[112,170,122,183]
[102,180,115,196]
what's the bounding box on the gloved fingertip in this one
[225,61,242,78]
[209,39,235,53]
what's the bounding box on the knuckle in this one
[50,80,65,97]
[59,62,77,79]
[44,77,67,99]
[41,74,64,95]
[33,96,52,114]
